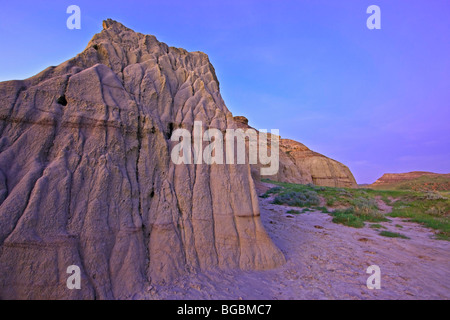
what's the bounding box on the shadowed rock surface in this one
[0,19,285,299]
[233,116,357,188]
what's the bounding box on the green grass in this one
[389,196,450,241]
[271,190,320,207]
[261,179,450,240]
[331,209,365,228]
[286,209,302,214]
[260,186,282,198]
[331,206,388,228]
[379,231,410,239]
[312,206,329,213]
[262,179,411,207]
[370,224,386,229]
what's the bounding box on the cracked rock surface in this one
[0,19,285,299]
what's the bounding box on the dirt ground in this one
[144,182,450,300]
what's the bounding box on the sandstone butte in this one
[370,171,450,190]
[0,19,356,299]
[233,116,356,188]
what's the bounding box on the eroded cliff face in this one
[233,117,357,188]
[0,19,285,299]
[279,139,357,188]
[372,172,440,186]
[370,171,450,190]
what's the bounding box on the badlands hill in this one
[370,171,450,191]
[233,116,356,188]
[0,19,355,299]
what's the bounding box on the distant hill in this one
[369,171,450,191]
[233,116,357,188]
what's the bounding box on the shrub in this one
[338,189,352,197]
[266,186,282,194]
[331,208,365,228]
[423,191,447,200]
[260,186,282,198]
[331,201,387,228]
[351,197,385,221]
[272,190,320,207]
[425,205,448,217]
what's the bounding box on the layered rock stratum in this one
[0,19,287,299]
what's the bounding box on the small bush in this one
[423,191,446,200]
[260,186,282,198]
[338,189,353,197]
[425,205,448,217]
[266,186,282,194]
[352,197,379,215]
[331,208,365,228]
[331,200,386,228]
[287,209,302,214]
[272,190,320,207]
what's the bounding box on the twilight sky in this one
[0,0,449,183]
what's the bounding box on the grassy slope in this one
[371,174,450,191]
[261,179,450,241]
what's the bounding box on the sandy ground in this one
[143,182,450,300]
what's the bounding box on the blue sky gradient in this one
[0,0,449,183]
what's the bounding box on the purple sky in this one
[0,0,449,183]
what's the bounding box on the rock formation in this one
[279,139,357,188]
[370,171,450,191]
[233,116,357,188]
[0,19,286,299]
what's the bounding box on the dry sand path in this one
[145,182,450,300]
